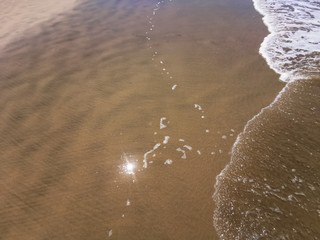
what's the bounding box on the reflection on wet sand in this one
[0,0,283,239]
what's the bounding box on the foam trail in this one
[143,143,161,168]
[252,0,320,82]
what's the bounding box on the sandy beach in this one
[0,0,286,239]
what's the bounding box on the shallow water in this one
[253,0,320,82]
[214,79,320,239]
[214,0,320,238]
[0,0,283,239]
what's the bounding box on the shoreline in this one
[213,78,320,239]
[214,1,320,238]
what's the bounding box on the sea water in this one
[253,0,320,82]
[214,0,320,239]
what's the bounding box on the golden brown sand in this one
[0,0,284,239]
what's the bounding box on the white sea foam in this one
[160,117,168,129]
[164,159,173,165]
[253,0,320,82]
[163,136,170,144]
[194,104,202,111]
[176,147,187,159]
[183,145,193,151]
[172,84,177,90]
[143,143,161,168]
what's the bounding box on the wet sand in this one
[0,0,284,239]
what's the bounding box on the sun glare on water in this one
[124,162,135,175]
[120,153,137,175]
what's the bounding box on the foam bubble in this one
[163,136,170,144]
[194,104,202,111]
[183,145,192,151]
[253,0,320,82]
[164,159,173,165]
[176,148,187,159]
[172,84,177,90]
[160,117,168,129]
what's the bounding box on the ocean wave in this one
[213,1,320,238]
[213,78,320,239]
[253,0,320,82]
